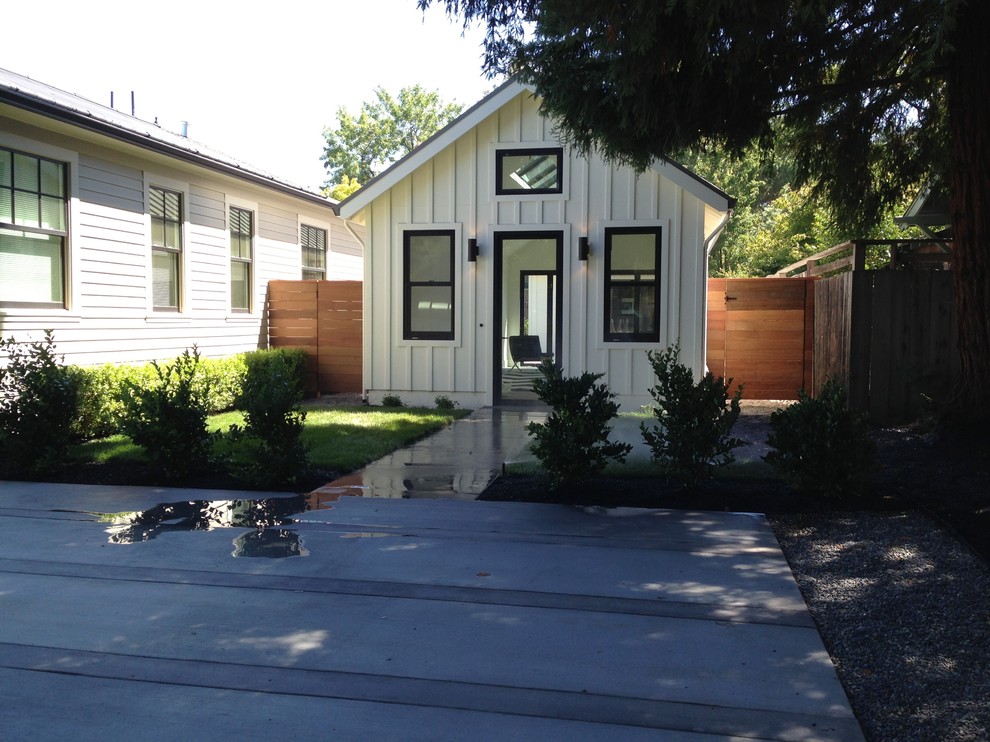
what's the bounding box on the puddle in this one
[232,528,309,558]
[102,495,317,558]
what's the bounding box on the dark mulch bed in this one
[481,424,990,563]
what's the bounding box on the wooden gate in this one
[267,280,362,395]
[707,278,815,400]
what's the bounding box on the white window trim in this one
[492,144,569,202]
[0,134,79,314]
[299,216,332,280]
[145,175,189,316]
[592,219,670,351]
[394,223,463,348]
[227,195,258,316]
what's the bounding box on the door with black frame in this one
[493,231,563,403]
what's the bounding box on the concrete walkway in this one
[0,406,862,741]
[310,406,548,502]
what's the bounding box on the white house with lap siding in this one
[0,67,362,367]
[339,79,734,408]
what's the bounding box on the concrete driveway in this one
[0,480,861,740]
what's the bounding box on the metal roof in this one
[0,66,335,210]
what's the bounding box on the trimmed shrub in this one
[72,362,159,439]
[70,349,305,440]
[381,394,404,408]
[641,343,744,485]
[527,359,632,489]
[0,331,81,475]
[241,348,308,403]
[434,395,458,410]
[227,351,310,488]
[764,379,875,497]
[119,347,215,480]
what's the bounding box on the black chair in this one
[508,335,552,369]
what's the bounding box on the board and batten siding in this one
[357,87,720,407]
[0,126,360,368]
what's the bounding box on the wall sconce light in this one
[468,238,479,262]
[578,236,590,261]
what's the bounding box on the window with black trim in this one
[403,230,454,341]
[150,186,182,311]
[301,224,326,280]
[604,227,661,342]
[0,146,68,307]
[229,206,253,312]
[496,148,563,195]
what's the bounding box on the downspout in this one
[339,218,369,403]
[702,210,733,375]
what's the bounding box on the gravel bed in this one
[770,511,990,741]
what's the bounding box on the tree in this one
[322,85,463,191]
[679,143,917,277]
[420,0,990,423]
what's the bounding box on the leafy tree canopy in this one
[322,85,463,191]
[421,0,990,421]
[420,0,952,229]
[680,142,917,277]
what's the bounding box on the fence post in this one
[852,240,867,271]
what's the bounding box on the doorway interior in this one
[493,231,563,403]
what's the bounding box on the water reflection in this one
[232,528,309,558]
[104,495,310,558]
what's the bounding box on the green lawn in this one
[69,404,471,474]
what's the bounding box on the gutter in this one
[702,209,733,375]
[1,89,335,212]
[704,209,732,256]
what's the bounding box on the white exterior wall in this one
[355,89,724,407]
[0,112,361,367]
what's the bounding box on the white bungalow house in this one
[339,80,734,408]
[0,67,362,367]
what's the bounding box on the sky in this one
[1,0,498,191]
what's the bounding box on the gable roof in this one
[338,78,734,218]
[0,66,334,210]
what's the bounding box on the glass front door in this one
[494,232,562,403]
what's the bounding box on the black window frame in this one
[0,145,68,309]
[495,147,564,196]
[300,223,327,280]
[603,226,662,343]
[229,205,253,313]
[402,229,455,341]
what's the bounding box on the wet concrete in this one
[310,406,548,503]
[0,401,862,740]
[0,482,861,740]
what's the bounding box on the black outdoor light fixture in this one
[468,238,479,262]
[578,236,590,261]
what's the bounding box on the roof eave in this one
[651,159,736,213]
[339,78,524,219]
[1,88,336,212]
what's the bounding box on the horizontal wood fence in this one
[814,270,958,425]
[269,272,957,420]
[267,280,362,395]
[707,278,816,400]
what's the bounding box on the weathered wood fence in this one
[781,239,957,424]
[267,280,362,395]
[707,278,816,400]
[814,270,957,424]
